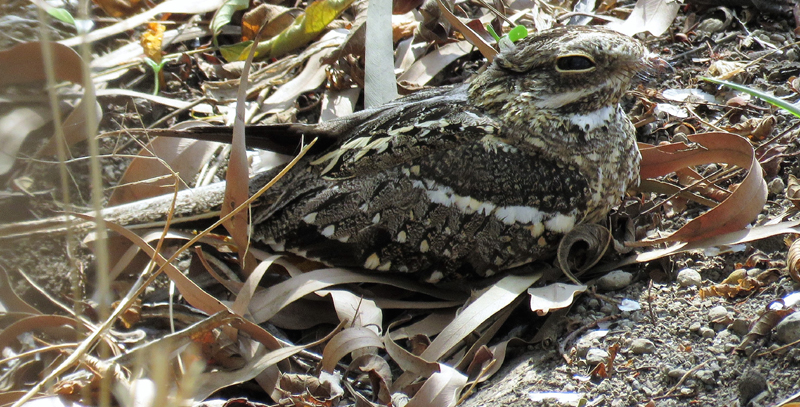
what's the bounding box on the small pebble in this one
[597,270,633,291]
[738,369,768,406]
[708,306,730,323]
[775,311,800,344]
[690,322,702,332]
[668,368,688,379]
[677,268,702,287]
[630,338,655,354]
[699,327,716,338]
[695,369,716,385]
[768,177,786,194]
[696,18,725,33]
[586,348,609,365]
[575,338,593,358]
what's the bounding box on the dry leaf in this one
[633,132,767,246]
[321,327,384,373]
[0,41,84,86]
[787,237,800,283]
[606,0,680,36]
[0,107,51,175]
[61,0,226,47]
[92,0,146,17]
[787,175,800,208]
[528,283,587,316]
[108,135,222,206]
[242,4,302,41]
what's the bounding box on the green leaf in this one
[485,24,501,42]
[508,25,528,43]
[47,8,75,26]
[254,0,355,60]
[211,0,249,35]
[700,76,800,119]
[143,57,159,70]
[219,41,253,62]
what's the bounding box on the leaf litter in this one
[1,0,800,406]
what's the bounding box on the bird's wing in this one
[251,95,592,276]
[306,86,501,180]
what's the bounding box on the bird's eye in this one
[556,55,596,72]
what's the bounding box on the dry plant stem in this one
[36,0,84,334]
[11,140,317,407]
[108,311,236,365]
[0,343,79,367]
[473,0,514,26]
[558,315,619,364]
[456,359,497,405]
[640,162,740,217]
[756,120,800,152]
[755,336,800,357]
[687,104,726,132]
[148,97,213,129]
[71,0,111,403]
[653,359,711,400]
[647,279,657,326]
[775,388,800,406]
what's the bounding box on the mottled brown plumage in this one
[248,26,656,281]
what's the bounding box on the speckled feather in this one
[249,26,654,281]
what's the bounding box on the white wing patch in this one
[410,177,577,234]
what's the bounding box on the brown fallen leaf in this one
[633,132,767,246]
[786,237,800,283]
[92,0,147,17]
[786,175,800,209]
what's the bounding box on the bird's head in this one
[469,26,659,114]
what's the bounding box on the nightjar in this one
[242,26,656,281]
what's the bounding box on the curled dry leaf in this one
[706,60,746,80]
[786,175,800,209]
[786,237,800,282]
[0,107,51,176]
[321,327,384,373]
[556,223,611,284]
[528,283,587,316]
[633,132,767,246]
[404,363,467,407]
[321,289,383,334]
[277,373,338,405]
[346,354,394,404]
[737,304,794,350]
[699,268,780,299]
[242,4,302,42]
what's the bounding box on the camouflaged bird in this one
[246,26,657,282]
